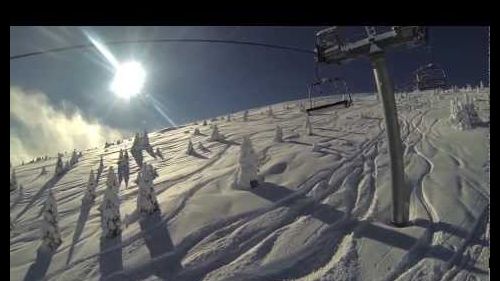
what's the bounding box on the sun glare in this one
[110,61,146,99]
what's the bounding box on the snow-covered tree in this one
[122,151,130,187]
[117,150,124,186]
[97,155,104,175]
[40,191,62,250]
[106,166,119,191]
[305,115,313,135]
[209,124,224,141]
[193,128,201,135]
[117,150,124,165]
[243,110,249,121]
[70,149,78,166]
[10,169,17,191]
[136,163,160,215]
[202,120,207,126]
[55,153,64,176]
[312,142,321,152]
[299,102,306,112]
[450,94,481,130]
[236,136,259,189]
[131,132,144,167]
[480,80,484,89]
[83,169,97,203]
[274,125,283,143]
[156,148,164,159]
[99,184,121,238]
[142,130,156,158]
[267,106,273,117]
[186,139,194,155]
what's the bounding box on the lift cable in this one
[10,38,316,60]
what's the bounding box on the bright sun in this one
[110,61,146,99]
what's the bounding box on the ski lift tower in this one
[315,26,427,226]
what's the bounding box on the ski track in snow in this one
[10,91,490,281]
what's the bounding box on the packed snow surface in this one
[11,90,489,281]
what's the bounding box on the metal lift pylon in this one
[314,26,427,226]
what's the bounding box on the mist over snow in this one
[10,86,124,164]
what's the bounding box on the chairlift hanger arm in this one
[316,26,427,64]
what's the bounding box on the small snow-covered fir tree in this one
[117,150,124,186]
[299,102,306,112]
[142,130,156,158]
[274,125,283,143]
[83,169,97,203]
[267,106,273,117]
[106,166,119,191]
[10,169,17,191]
[122,151,130,187]
[236,136,259,189]
[202,120,207,126]
[156,148,164,159]
[55,153,64,176]
[305,115,313,135]
[209,124,224,141]
[40,191,62,250]
[97,155,104,175]
[100,184,121,238]
[312,142,321,152]
[70,149,78,166]
[136,163,160,215]
[193,128,201,135]
[227,114,231,122]
[243,110,249,121]
[186,139,194,155]
[450,94,481,130]
[131,133,144,167]
[64,160,70,171]
[117,149,123,165]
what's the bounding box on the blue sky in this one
[10,26,489,139]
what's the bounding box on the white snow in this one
[10,90,489,281]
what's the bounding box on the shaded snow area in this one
[11,89,490,281]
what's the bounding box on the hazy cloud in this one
[10,86,124,164]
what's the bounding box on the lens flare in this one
[110,61,146,99]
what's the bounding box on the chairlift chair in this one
[414,63,449,91]
[306,76,353,115]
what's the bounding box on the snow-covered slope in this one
[10,89,490,281]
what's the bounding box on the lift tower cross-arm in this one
[315,26,427,226]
